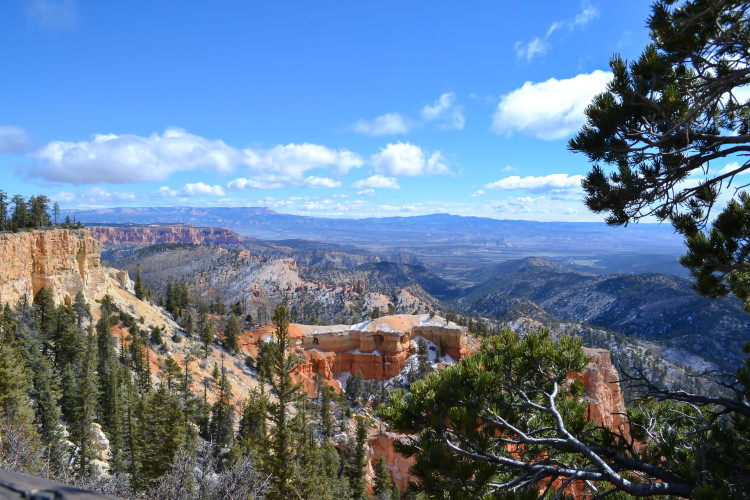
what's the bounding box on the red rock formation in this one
[88,225,245,248]
[282,315,474,387]
[367,430,415,494]
[579,348,630,439]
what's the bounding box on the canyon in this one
[0,228,631,495]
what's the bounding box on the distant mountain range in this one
[69,206,686,275]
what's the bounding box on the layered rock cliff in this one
[88,224,245,248]
[0,229,110,307]
[251,314,476,392]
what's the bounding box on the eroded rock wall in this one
[0,229,109,307]
[88,225,245,248]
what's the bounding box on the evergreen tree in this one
[201,319,214,358]
[569,0,750,308]
[73,291,90,333]
[224,314,241,352]
[345,369,364,406]
[236,389,269,461]
[0,190,7,230]
[373,456,397,500]
[70,326,99,477]
[319,383,333,439]
[345,416,369,500]
[209,359,234,448]
[266,305,304,500]
[10,194,26,229]
[140,382,185,487]
[150,325,163,345]
[134,263,146,301]
[0,329,35,434]
[416,337,431,379]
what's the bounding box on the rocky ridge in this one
[89,224,245,248]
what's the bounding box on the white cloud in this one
[351,175,400,190]
[492,70,611,140]
[30,128,363,186]
[154,186,178,197]
[242,142,363,185]
[302,176,342,188]
[226,177,282,190]
[370,142,450,177]
[486,195,597,221]
[470,189,485,198]
[0,125,32,154]
[484,174,584,193]
[421,93,465,130]
[180,182,225,196]
[515,1,599,62]
[32,128,240,184]
[717,161,750,176]
[515,37,548,62]
[53,187,137,208]
[356,189,376,196]
[352,112,411,136]
[501,165,516,172]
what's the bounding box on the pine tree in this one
[10,194,26,229]
[416,337,430,379]
[209,359,234,448]
[134,263,146,301]
[266,305,304,500]
[345,416,369,500]
[0,331,35,432]
[201,320,214,358]
[70,326,99,477]
[319,384,333,439]
[140,382,185,486]
[345,370,364,406]
[224,314,241,352]
[374,455,397,499]
[236,389,269,461]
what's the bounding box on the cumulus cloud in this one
[421,93,465,130]
[352,112,411,136]
[243,142,363,185]
[32,128,239,184]
[515,1,599,62]
[492,70,611,140]
[370,142,450,177]
[0,125,32,154]
[357,189,376,196]
[181,182,225,196]
[470,189,485,198]
[484,174,584,193]
[351,174,400,190]
[30,128,363,186]
[226,177,281,190]
[302,176,342,188]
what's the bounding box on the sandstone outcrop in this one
[367,430,415,494]
[579,348,630,438]
[254,315,475,390]
[0,229,109,307]
[88,224,245,248]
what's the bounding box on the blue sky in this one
[0,0,665,221]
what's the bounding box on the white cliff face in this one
[0,229,108,307]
